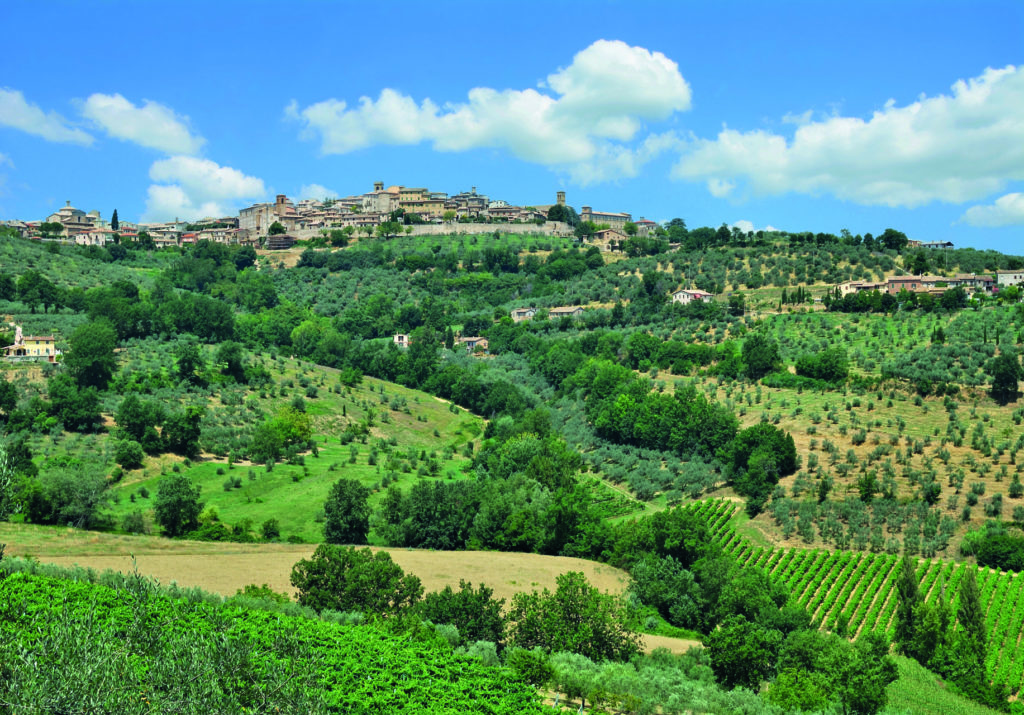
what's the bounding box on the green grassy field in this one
[107,365,483,543]
[9,347,484,544]
[888,655,1005,715]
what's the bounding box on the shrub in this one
[122,510,147,534]
[114,440,145,470]
[261,518,281,540]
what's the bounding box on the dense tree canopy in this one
[290,545,423,615]
[323,478,371,544]
[507,571,640,662]
[64,321,118,390]
[154,472,203,537]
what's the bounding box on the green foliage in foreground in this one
[0,570,546,714]
[0,554,986,715]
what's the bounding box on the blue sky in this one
[1,0,1022,252]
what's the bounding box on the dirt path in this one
[640,634,702,654]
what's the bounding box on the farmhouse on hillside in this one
[671,288,714,305]
[511,307,537,322]
[548,306,584,320]
[455,336,489,354]
[3,324,59,362]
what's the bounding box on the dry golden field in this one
[1,523,699,653]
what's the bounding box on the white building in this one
[997,270,1024,289]
[671,289,714,305]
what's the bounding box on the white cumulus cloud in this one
[731,220,779,234]
[80,93,204,154]
[0,88,93,145]
[673,65,1024,208]
[143,156,265,221]
[565,132,682,186]
[287,40,690,181]
[143,185,228,222]
[708,178,735,198]
[299,183,339,200]
[959,192,1024,227]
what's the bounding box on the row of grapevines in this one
[849,555,897,637]
[820,554,872,628]
[862,557,899,632]
[796,550,841,612]
[791,550,830,604]
[778,549,811,594]
[770,549,797,581]
[747,547,770,569]
[807,552,857,622]
[988,573,1022,689]
[764,548,787,575]
[917,560,944,605]
[833,553,886,631]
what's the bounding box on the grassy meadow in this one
[6,346,483,544]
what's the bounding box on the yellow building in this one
[3,325,59,362]
[397,187,446,218]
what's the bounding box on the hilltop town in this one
[0,182,658,251]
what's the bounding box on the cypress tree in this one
[956,568,986,664]
[949,568,1006,708]
[111,209,119,231]
[894,555,920,654]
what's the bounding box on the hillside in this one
[2,231,1024,712]
[6,348,481,543]
[698,499,1024,695]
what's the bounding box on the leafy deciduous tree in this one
[416,580,507,646]
[742,333,780,380]
[508,571,640,662]
[154,472,202,537]
[323,478,371,544]
[290,545,423,615]
[64,320,118,390]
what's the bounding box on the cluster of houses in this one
[1,201,248,250]
[510,306,586,322]
[392,333,490,355]
[2,183,658,250]
[238,185,657,246]
[907,240,955,250]
[392,293,716,356]
[836,272,1024,297]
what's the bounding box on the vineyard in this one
[690,499,1024,695]
[0,570,548,714]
